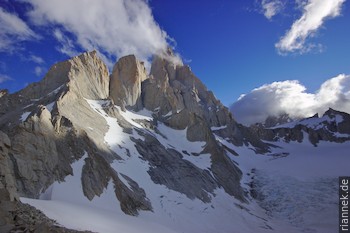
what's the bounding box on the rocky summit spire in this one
[109,55,147,110]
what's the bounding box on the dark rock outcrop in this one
[133,134,217,203]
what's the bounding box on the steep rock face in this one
[109,55,147,109]
[143,56,232,128]
[141,55,269,152]
[143,56,232,135]
[0,51,108,115]
[0,131,17,202]
[0,51,110,130]
[0,51,151,216]
[0,51,110,197]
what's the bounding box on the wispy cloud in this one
[276,0,346,54]
[230,74,350,125]
[29,55,44,64]
[34,66,44,77]
[24,0,181,66]
[0,73,12,84]
[261,0,284,20]
[53,28,78,57]
[0,7,38,52]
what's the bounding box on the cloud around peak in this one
[24,0,180,66]
[275,0,346,54]
[230,74,350,125]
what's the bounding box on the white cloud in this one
[0,7,37,52]
[276,0,346,54]
[261,0,284,20]
[24,0,181,66]
[34,66,44,76]
[0,74,12,84]
[230,74,350,125]
[30,55,44,64]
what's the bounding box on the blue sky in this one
[151,0,350,105]
[1,0,350,115]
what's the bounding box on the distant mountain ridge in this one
[250,108,350,145]
[254,113,296,128]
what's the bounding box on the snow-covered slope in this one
[21,103,349,233]
[21,100,276,233]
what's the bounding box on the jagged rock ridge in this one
[0,50,271,229]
